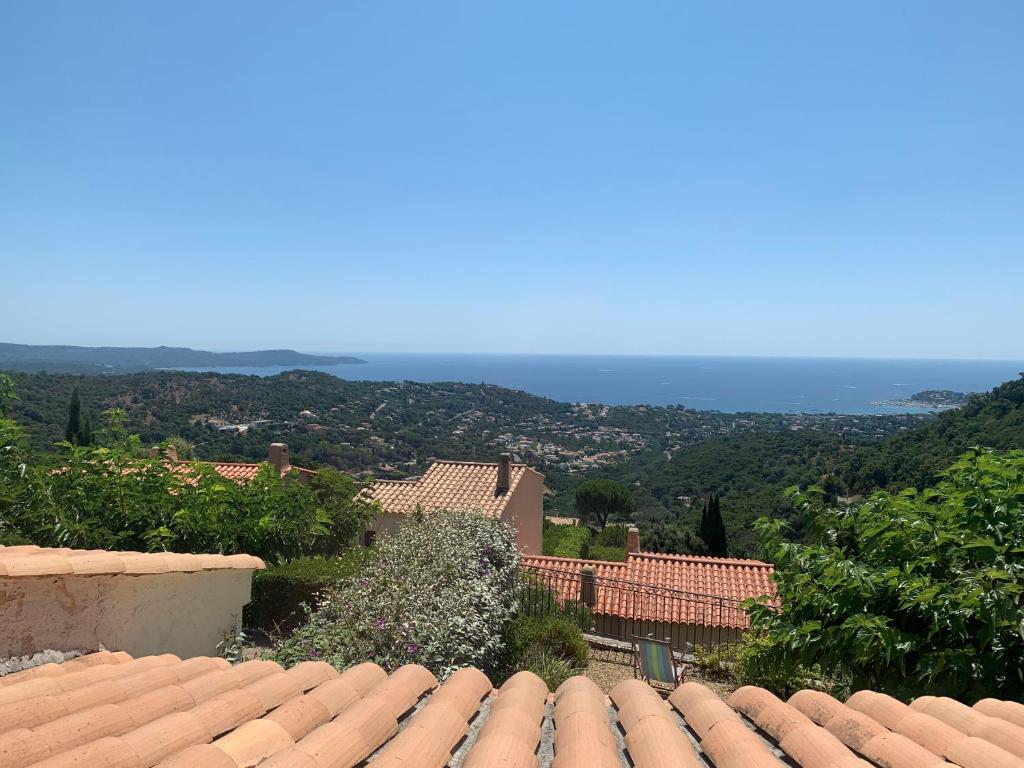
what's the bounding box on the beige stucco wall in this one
[503,471,543,556]
[0,570,253,659]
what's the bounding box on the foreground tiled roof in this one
[523,552,776,629]
[2,651,1023,768]
[366,460,542,517]
[0,545,264,578]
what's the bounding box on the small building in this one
[0,545,263,660]
[523,528,776,651]
[364,454,545,555]
[545,515,581,527]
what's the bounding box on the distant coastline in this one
[0,343,366,374]
[169,353,1023,416]
[869,390,972,411]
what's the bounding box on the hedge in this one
[244,550,368,633]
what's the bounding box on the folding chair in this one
[632,634,684,691]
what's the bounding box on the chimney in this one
[149,446,159,459]
[627,526,640,554]
[496,453,512,495]
[269,443,291,475]
[161,445,178,462]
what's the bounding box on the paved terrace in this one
[1,650,1023,767]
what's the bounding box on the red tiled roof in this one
[2,650,1021,768]
[523,552,776,629]
[366,460,543,517]
[0,545,264,578]
[167,461,316,484]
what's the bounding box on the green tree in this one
[79,411,93,447]
[307,467,376,554]
[699,493,728,556]
[0,374,18,416]
[64,386,82,444]
[745,448,1024,700]
[574,478,635,530]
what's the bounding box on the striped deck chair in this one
[632,634,683,691]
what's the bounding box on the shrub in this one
[692,634,832,697]
[519,650,577,690]
[593,524,629,547]
[244,550,369,633]
[543,523,591,558]
[746,448,1024,700]
[276,510,520,679]
[498,613,588,687]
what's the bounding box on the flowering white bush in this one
[276,510,520,679]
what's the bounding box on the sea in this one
[174,354,1024,415]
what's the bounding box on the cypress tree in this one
[698,497,710,548]
[705,493,728,556]
[79,411,93,446]
[65,387,82,444]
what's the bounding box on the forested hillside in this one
[839,373,1024,492]
[5,369,938,557]
[9,370,1022,557]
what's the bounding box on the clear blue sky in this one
[2,1,1022,359]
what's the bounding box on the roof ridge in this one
[430,459,530,467]
[630,551,774,568]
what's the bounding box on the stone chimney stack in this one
[149,446,159,459]
[163,445,178,462]
[269,443,291,475]
[496,453,512,495]
[627,526,640,554]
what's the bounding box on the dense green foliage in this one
[640,522,707,556]
[0,408,373,561]
[542,522,592,557]
[541,521,628,561]
[64,387,92,446]
[245,551,369,632]
[839,374,1024,493]
[575,478,635,529]
[745,449,1024,700]
[277,511,520,679]
[499,613,589,689]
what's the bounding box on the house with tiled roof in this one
[364,454,544,555]
[0,545,263,660]
[3,649,1023,768]
[154,442,317,484]
[524,527,776,650]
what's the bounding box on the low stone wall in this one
[0,569,253,659]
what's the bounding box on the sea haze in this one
[175,354,1024,415]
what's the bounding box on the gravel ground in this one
[0,649,87,678]
[583,646,738,699]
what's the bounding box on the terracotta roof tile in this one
[167,460,317,484]
[0,545,264,579]
[7,651,1024,768]
[365,460,544,518]
[523,553,775,629]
